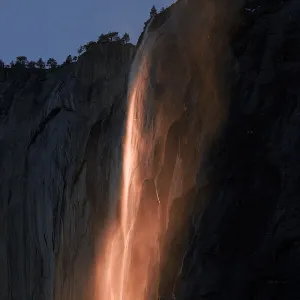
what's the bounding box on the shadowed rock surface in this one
[163,1,300,299]
[1,0,300,300]
[0,43,134,300]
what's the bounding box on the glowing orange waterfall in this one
[94,53,160,300]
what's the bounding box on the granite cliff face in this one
[163,1,300,299]
[0,43,134,300]
[1,0,300,299]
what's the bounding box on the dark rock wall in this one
[0,43,134,300]
[127,1,300,300]
[165,1,300,299]
[1,0,300,300]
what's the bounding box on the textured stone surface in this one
[128,1,300,299]
[164,1,300,299]
[0,43,134,300]
[2,0,300,299]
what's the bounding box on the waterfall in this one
[93,27,162,300]
[92,0,243,298]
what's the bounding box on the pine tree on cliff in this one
[77,45,84,55]
[98,33,108,43]
[15,56,28,68]
[27,61,36,68]
[150,5,158,18]
[36,58,45,69]
[98,32,120,43]
[10,61,15,68]
[46,58,58,69]
[65,55,73,65]
[107,31,120,42]
[121,33,130,44]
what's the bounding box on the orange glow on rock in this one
[94,54,160,300]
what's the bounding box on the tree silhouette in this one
[160,7,165,12]
[47,58,58,69]
[72,56,78,62]
[15,56,28,68]
[27,61,36,68]
[98,32,120,43]
[65,55,72,65]
[121,33,130,44]
[36,58,45,69]
[113,34,121,42]
[10,61,15,68]
[150,5,158,18]
[0,59,4,69]
[77,45,84,55]
[98,34,108,43]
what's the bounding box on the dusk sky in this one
[0,0,174,64]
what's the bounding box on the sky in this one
[0,0,174,64]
